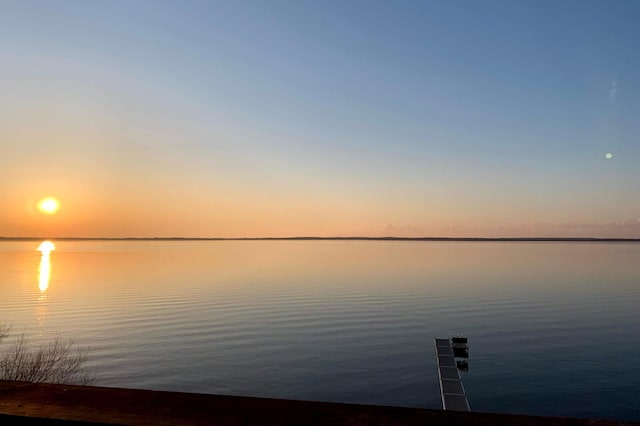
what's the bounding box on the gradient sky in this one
[2,0,639,238]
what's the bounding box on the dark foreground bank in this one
[0,381,636,426]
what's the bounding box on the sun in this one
[37,197,61,215]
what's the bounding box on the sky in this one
[1,0,640,238]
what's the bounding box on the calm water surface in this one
[1,240,639,421]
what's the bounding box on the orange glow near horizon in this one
[37,197,61,215]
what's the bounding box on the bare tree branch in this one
[0,325,94,385]
[0,324,9,341]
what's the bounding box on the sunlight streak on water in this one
[37,240,55,293]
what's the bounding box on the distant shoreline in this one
[1,236,640,242]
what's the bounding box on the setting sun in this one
[37,197,60,215]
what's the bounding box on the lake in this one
[1,240,638,421]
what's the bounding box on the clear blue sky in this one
[2,0,639,237]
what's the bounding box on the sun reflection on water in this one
[37,241,55,293]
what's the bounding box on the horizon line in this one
[2,236,640,242]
